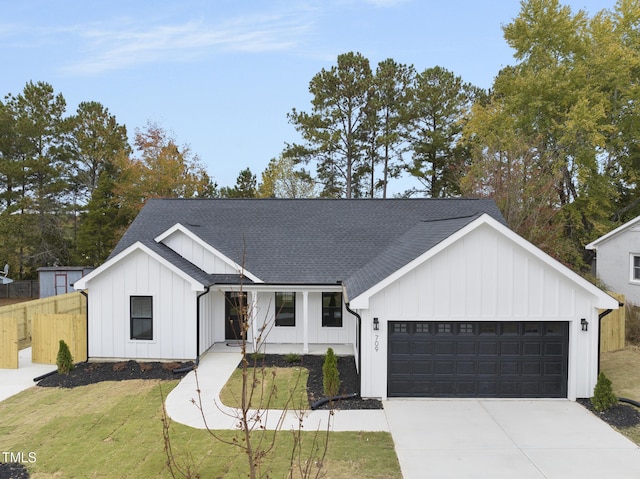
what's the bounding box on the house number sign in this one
[374,335,379,352]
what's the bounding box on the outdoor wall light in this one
[373,317,380,331]
[581,318,589,331]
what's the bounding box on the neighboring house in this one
[37,266,94,298]
[586,215,640,305]
[74,198,618,401]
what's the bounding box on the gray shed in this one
[37,267,94,298]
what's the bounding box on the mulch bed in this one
[577,398,640,429]
[0,462,29,479]
[36,354,382,410]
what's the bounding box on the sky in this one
[1,0,617,195]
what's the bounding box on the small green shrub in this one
[591,372,618,412]
[322,348,340,397]
[249,352,265,362]
[56,340,74,375]
[284,353,301,364]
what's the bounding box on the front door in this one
[225,291,247,340]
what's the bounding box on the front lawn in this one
[600,346,640,445]
[219,366,309,410]
[0,380,401,478]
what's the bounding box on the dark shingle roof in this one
[111,198,505,299]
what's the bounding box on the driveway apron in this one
[383,399,640,479]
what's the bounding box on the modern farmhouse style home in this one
[73,198,618,400]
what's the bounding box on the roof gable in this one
[74,241,207,292]
[348,214,619,310]
[155,223,262,283]
[586,215,640,250]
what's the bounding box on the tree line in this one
[1,0,639,277]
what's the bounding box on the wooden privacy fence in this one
[0,292,86,368]
[600,292,625,353]
[32,313,87,364]
[0,317,18,368]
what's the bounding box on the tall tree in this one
[4,81,71,275]
[286,52,374,198]
[220,167,257,198]
[405,66,480,198]
[370,59,414,198]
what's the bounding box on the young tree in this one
[257,156,316,198]
[286,52,375,198]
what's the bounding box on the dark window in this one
[130,296,153,340]
[322,292,342,327]
[275,292,296,327]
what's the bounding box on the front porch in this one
[207,342,355,356]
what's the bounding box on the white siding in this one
[595,226,640,305]
[161,230,238,275]
[86,249,197,360]
[359,223,602,401]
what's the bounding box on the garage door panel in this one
[388,321,568,398]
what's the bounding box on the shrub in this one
[56,340,74,375]
[284,353,301,364]
[591,372,618,412]
[322,348,340,397]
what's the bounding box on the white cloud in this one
[59,13,313,75]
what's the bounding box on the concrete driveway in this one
[383,399,640,479]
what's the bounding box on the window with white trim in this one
[632,255,640,282]
[130,296,153,340]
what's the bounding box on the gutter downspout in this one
[174,285,210,374]
[79,290,89,363]
[344,301,361,398]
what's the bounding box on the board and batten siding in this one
[160,229,239,275]
[87,249,197,360]
[358,224,602,400]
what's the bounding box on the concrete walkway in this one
[384,399,640,479]
[165,349,390,432]
[0,348,57,402]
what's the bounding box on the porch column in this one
[303,291,309,354]
[250,291,258,352]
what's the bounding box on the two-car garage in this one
[387,321,569,398]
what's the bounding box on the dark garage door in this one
[388,321,568,398]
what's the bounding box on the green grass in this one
[0,380,401,478]
[219,366,309,410]
[601,346,640,445]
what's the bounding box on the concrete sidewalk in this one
[165,349,390,432]
[0,348,57,403]
[384,399,640,479]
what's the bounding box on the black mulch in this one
[577,398,640,429]
[35,355,382,410]
[0,462,30,479]
[36,360,194,388]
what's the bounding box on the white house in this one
[74,198,618,401]
[586,215,640,305]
